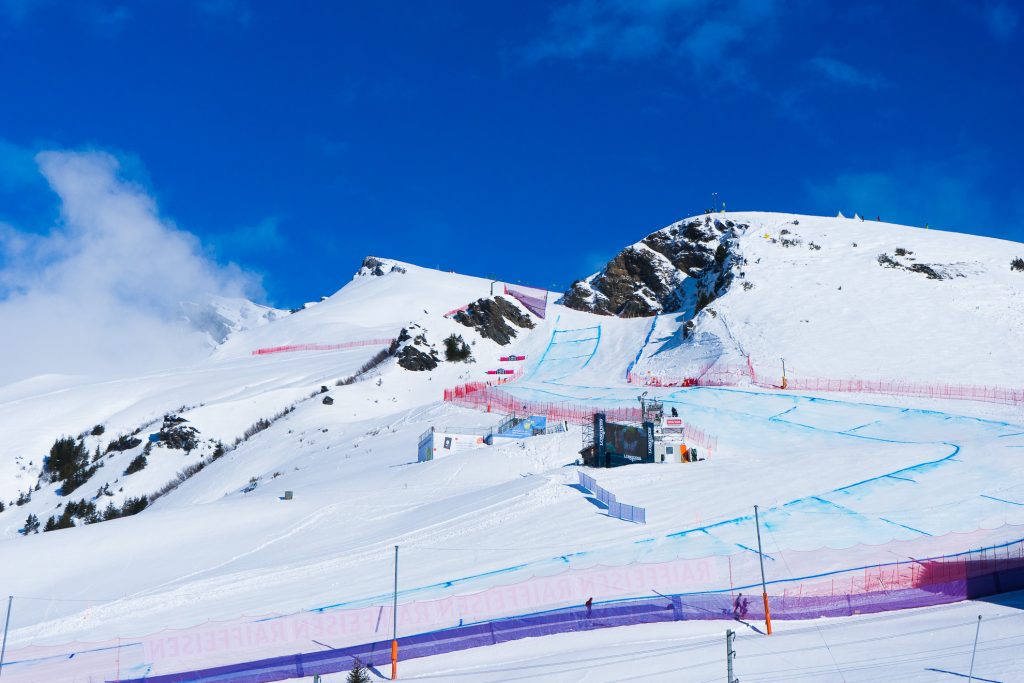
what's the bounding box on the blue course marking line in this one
[802,496,861,516]
[548,336,600,344]
[2,641,144,668]
[624,313,659,381]
[578,325,601,370]
[522,314,561,381]
[736,543,776,560]
[545,352,595,361]
[886,475,917,483]
[879,518,933,536]
[668,384,1023,431]
[833,443,961,492]
[980,494,1024,507]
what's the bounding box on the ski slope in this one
[1,213,1023,681]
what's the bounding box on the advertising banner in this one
[594,412,607,467]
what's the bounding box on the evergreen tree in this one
[44,436,94,495]
[345,660,371,683]
[124,453,148,475]
[120,496,149,516]
[22,513,40,535]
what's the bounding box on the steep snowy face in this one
[561,215,745,317]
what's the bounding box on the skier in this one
[670,407,679,417]
[585,597,593,617]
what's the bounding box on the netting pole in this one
[968,615,982,683]
[754,505,772,635]
[392,545,399,680]
[726,629,738,683]
[0,596,11,681]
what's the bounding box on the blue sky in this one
[0,0,1021,308]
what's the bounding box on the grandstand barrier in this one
[251,339,395,356]
[578,472,647,524]
[627,363,1024,408]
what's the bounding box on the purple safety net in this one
[503,284,547,319]
[114,553,1024,683]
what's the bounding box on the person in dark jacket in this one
[585,597,593,617]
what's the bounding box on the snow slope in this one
[585,212,1024,386]
[1,214,1023,681]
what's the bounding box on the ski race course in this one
[3,215,1024,682]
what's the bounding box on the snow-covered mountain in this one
[568,211,1024,385]
[1,212,1023,682]
[180,295,286,346]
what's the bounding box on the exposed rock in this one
[357,256,407,277]
[359,256,387,276]
[158,415,200,452]
[563,216,747,317]
[878,252,961,280]
[396,345,439,371]
[453,296,534,345]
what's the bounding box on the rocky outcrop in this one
[394,327,440,371]
[396,345,439,371]
[453,296,534,345]
[562,215,748,317]
[357,256,407,277]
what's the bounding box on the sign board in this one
[418,432,487,462]
[594,413,607,467]
[500,355,527,362]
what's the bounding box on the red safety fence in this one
[444,382,642,425]
[251,339,395,356]
[443,381,718,454]
[682,424,719,455]
[443,303,472,318]
[628,361,1024,408]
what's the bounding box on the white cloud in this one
[522,0,786,80]
[807,56,885,89]
[0,149,261,383]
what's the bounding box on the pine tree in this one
[345,660,371,683]
[44,436,94,495]
[22,513,40,535]
[124,453,148,475]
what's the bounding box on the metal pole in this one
[0,595,13,681]
[726,629,737,683]
[754,506,772,635]
[967,614,982,683]
[392,545,399,680]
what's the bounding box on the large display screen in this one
[606,422,648,460]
